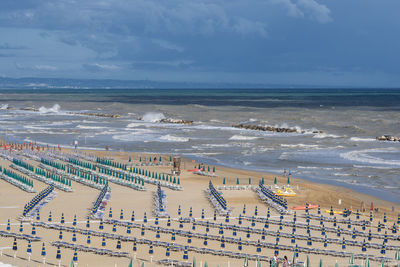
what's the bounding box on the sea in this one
[0,88,399,204]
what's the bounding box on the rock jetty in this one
[232,123,323,134]
[159,118,193,125]
[376,135,400,142]
[70,112,121,118]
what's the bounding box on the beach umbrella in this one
[319,259,323,267]
[243,204,246,214]
[36,211,40,220]
[12,237,17,257]
[306,255,310,267]
[109,207,113,218]
[365,255,370,267]
[73,248,78,263]
[349,253,354,263]
[143,212,147,223]
[86,218,90,228]
[19,220,23,232]
[133,239,137,251]
[120,209,124,219]
[128,257,133,267]
[274,177,277,184]
[112,224,117,232]
[193,256,197,267]
[6,219,10,231]
[99,220,104,230]
[56,245,61,260]
[87,234,91,245]
[48,211,52,222]
[342,237,346,250]
[292,249,297,264]
[61,213,65,224]
[256,239,261,253]
[127,225,131,234]
[116,238,122,249]
[238,238,242,250]
[171,232,176,241]
[41,242,46,262]
[236,178,239,185]
[244,255,249,267]
[72,230,77,242]
[101,235,106,247]
[204,234,208,246]
[73,214,77,226]
[59,230,63,240]
[148,243,154,255]
[131,211,135,222]
[167,216,171,227]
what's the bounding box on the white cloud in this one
[83,63,120,71]
[270,0,332,23]
[34,64,57,70]
[233,18,268,38]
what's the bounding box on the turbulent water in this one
[0,88,399,203]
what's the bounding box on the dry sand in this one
[0,146,399,267]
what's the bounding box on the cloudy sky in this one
[0,0,399,86]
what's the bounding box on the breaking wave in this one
[229,135,260,141]
[38,104,61,113]
[350,137,375,142]
[159,134,189,142]
[0,104,8,110]
[142,112,165,122]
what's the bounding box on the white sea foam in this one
[229,135,260,141]
[159,135,189,142]
[281,144,320,149]
[38,104,61,113]
[350,137,375,142]
[142,112,165,122]
[76,125,105,130]
[340,148,400,166]
[353,165,395,170]
[0,104,8,110]
[313,132,342,139]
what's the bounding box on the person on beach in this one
[282,256,290,267]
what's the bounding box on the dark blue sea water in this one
[1,88,399,203]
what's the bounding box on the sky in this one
[0,0,399,86]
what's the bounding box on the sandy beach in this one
[0,143,399,267]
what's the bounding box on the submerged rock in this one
[376,135,400,142]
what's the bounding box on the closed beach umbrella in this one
[27,240,32,254]
[6,219,10,231]
[56,245,61,260]
[306,255,310,267]
[73,248,78,263]
[41,242,46,257]
[31,225,36,235]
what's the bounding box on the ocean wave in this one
[229,135,260,141]
[0,104,8,110]
[142,112,165,122]
[340,148,400,166]
[76,125,105,130]
[353,165,395,170]
[281,144,320,149]
[350,137,375,142]
[38,104,61,113]
[313,132,342,139]
[159,134,189,142]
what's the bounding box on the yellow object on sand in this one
[325,210,343,214]
[275,187,296,197]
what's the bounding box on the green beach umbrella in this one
[288,176,290,184]
[204,262,208,267]
[244,255,248,267]
[128,257,133,267]
[70,259,75,267]
[335,262,338,267]
[274,177,277,184]
[236,178,239,185]
[192,256,196,267]
[306,255,310,267]
[223,178,226,185]
[141,262,145,267]
[349,253,354,264]
[292,251,297,264]
[319,259,323,267]
[256,258,261,267]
